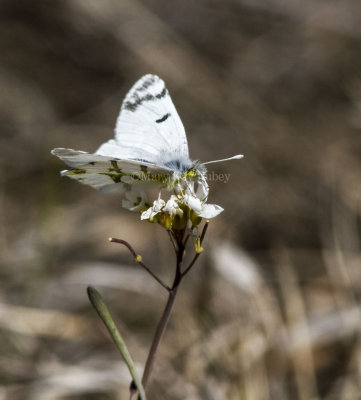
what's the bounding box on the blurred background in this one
[1,1,361,399]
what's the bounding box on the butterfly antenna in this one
[203,154,243,165]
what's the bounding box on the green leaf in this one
[87,286,146,400]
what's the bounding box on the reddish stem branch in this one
[110,237,171,291]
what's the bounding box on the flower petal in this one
[153,198,165,212]
[163,195,183,216]
[183,193,202,213]
[196,178,209,201]
[140,198,165,220]
[141,207,153,220]
[198,204,224,218]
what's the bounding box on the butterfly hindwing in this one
[51,148,173,192]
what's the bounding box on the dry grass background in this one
[1,1,361,399]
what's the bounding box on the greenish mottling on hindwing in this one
[100,172,124,183]
[109,160,121,172]
[98,162,173,186]
[99,170,142,184]
[145,172,171,185]
[70,169,87,175]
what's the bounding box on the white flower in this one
[140,173,224,223]
[163,195,183,217]
[183,191,223,219]
[182,178,223,219]
[122,189,148,211]
[141,198,165,220]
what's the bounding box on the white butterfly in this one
[52,74,242,204]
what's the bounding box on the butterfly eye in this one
[185,169,197,178]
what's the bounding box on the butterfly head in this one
[164,158,205,177]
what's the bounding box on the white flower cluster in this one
[122,179,223,227]
[144,180,222,220]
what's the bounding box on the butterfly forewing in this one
[52,75,194,195]
[96,75,190,166]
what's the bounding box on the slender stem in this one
[181,221,209,278]
[167,230,178,254]
[110,237,170,291]
[140,229,186,391]
[134,222,203,397]
[141,287,178,389]
[183,232,191,249]
[200,220,209,243]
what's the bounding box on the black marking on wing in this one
[138,76,156,92]
[132,158,155,164]
[123,87,168,112]
[156,113,171,123]
[156,88,167,99]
